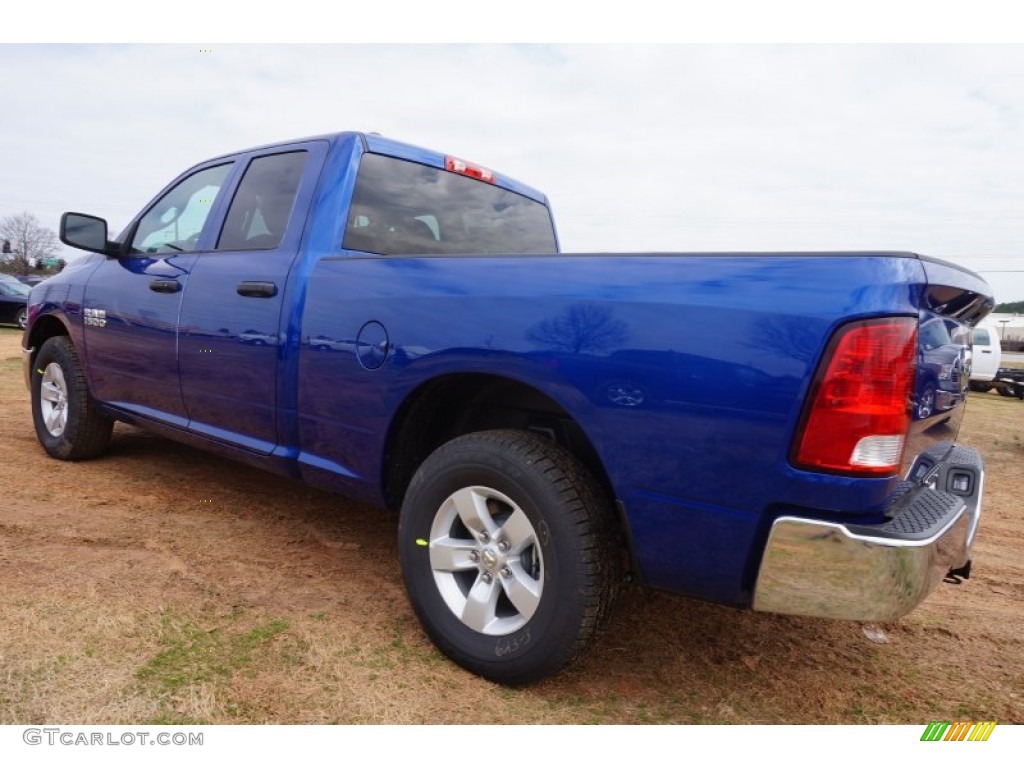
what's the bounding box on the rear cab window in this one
[343,153,557,256]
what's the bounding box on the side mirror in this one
[60,212,113,255]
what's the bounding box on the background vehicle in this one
[0,279,29,329]
[991,367,1024,399]
[22,131,993,684]
[969,324,1002,391]
[916,316,968,419]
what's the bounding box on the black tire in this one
[968,382,992,393]
[31,336,114,460]
[997,386,1016,398]
[398,429,619,685]
[16,307,28,330]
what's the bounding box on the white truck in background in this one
[969,324,1002,391]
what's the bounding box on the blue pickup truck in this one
[24,132,992,684]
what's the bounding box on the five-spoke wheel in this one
[428,485,544,636]
[38,362,70,437]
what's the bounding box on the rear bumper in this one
[753,443,982,622]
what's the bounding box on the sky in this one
[2,39,1023,304]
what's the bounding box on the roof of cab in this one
[201,131,549,205]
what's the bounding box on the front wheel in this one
[31,336,113,460]
[916,385,936,419]
[16,307,28,330]
[398,429,619,684]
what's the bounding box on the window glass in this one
[343,153,557,256]
[920,319,951,350]
[0,281,30,297]
[130,164,232,254]
[972,328,991,346]
[217,151,308,251]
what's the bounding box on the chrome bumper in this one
[22,346,34,391]
[753,444,983,622]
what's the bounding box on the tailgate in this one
[904,257,994,475]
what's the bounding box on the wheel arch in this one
[381,373,616,514]
[25,313,73,362]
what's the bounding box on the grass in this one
[136,613,290,692]
[131,611,295,724]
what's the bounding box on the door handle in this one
[237,281,277,298]
[149,279,181,293]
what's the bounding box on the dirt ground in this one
[1,326,1021,724]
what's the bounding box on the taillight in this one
[445,155,495,183]
[793,317,917,476]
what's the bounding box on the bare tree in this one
[0,212,60,274]
[527,303,629,355]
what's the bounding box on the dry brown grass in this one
[1,326,1021,724]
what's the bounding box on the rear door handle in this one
[149,279,181,293]
[237,281,277,298]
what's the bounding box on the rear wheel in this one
[398,429,619,684]
[16,307,27,330]
[31,336,113,460]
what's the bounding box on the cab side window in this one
[216,151,308,251]
[130,164,232,255]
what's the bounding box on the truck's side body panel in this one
[296,251,928,604]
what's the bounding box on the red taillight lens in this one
[445,155,495,183]
[793,318,917,476]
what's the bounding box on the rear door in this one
[176,142,326,453]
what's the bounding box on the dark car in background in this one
[0,277,30,329]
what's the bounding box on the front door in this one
[82,162,234,426]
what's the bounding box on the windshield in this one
[343,153,557,256]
